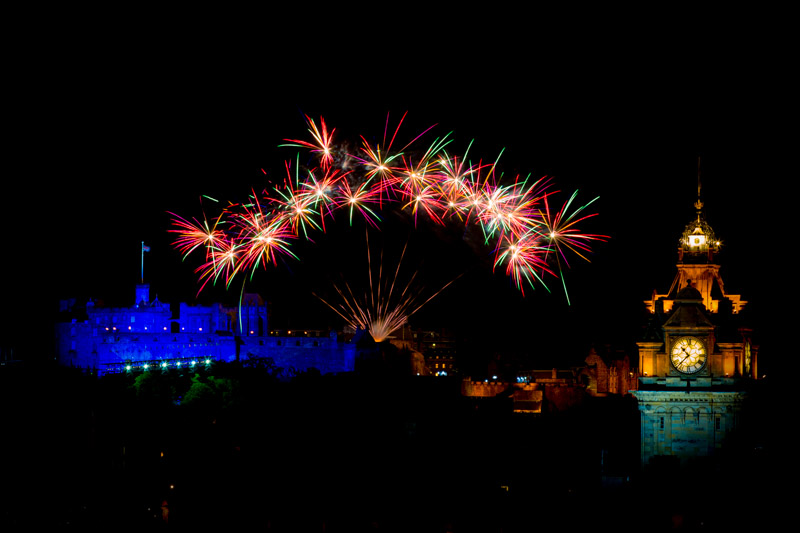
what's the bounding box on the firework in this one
[334,177,384,229]
[193,231,241,294]
[540,190,605,266]
[231,201,298,274]
[169,112,607,304]
[493,231,555,297]
[535,191,605,304]
[168,212,227,259]
[280,115,336,170]
[272,164,322,239]
[313,232,457,342]
[298,168,347,231]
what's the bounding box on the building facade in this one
[633,192,758,468]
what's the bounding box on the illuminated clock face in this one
[670,336,707,374]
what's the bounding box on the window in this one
[659,417,665,430]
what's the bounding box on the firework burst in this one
[168,211,227,259]
[313,231,457,342]
[280,115,336,170]
[538,191,606,304]
[169,111,607,304]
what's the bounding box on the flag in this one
[142,243,151,252]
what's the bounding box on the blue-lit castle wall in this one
[56,284,355,376]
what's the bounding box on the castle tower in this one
[633,181,758,469]
[135,283,150,307]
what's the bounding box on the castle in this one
[55,283,355,376]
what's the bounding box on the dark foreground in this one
[1,364,779,531]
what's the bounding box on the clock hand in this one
[677,347,692,365]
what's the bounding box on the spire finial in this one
[694,157,704,217]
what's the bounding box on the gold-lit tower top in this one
[679,158,720,258]
[644,159,746,315]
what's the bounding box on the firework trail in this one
[313,230,459,342]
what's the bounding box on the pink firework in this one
[493,232,555,296]
[540,191,607,267]
[168,212,227,260]
[334,177,384,229]
[194,232,241,294]
[280,115,336,170]
[232,203,298,275]
[298,168,348,232]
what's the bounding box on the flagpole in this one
[141,241,145,284]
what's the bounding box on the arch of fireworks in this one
[169,113,607,341]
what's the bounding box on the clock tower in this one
[633,184,758,468]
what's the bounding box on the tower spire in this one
[694,156,703,219]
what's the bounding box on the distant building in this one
[580,345,638,397]
[459,344,637,413]
[55,283,355,376]
[632,189,759,468]
[394,326,458,376]
[462,367,591,414]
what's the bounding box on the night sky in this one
[8,65,781,372]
